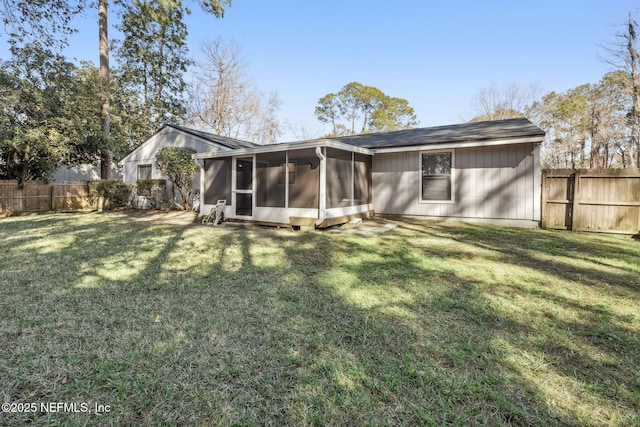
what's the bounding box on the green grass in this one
[0,212,639,426]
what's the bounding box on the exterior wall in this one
[372,143,538,222]
[54,164,121,181]
[121,127,223,184]
[121,127,229,209]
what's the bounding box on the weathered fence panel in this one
[541,170,574,230]
[0,181,95,213]
[542,169,640,234]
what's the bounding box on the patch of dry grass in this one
[0,212,638,426]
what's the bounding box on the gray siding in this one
[372,143,536,221]
[54,164,121,181]
[121,127,225,184]
[120,127,232,210]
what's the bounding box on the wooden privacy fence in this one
[0,180,95,213]
[541,169,640,234]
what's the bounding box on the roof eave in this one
[371,135,545,154]
[118,124,235,165]
[192,139,374,160]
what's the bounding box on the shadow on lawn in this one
[265,223,637,425]
[1,214,638,426]
[390,219,640,291]
[177,224,637,425]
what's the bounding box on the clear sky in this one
[2,1,638,142]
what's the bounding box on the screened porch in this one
[195,142,373,228]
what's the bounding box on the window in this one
[421,151,453,201]
[137,164,152,180]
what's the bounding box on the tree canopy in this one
[0,0,233,181]
[315,82,418,136]
[187,37,282,144]
[0,44,144,183]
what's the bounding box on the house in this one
[119,124,258,208]
[53,163,121,181]
[194,118,545,228]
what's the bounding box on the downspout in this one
[195,158,204,214]
[315,146,327,227]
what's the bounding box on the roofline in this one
[192,139,374,159]
[372,135,545,154]
[168,124,255,149]
[118,124,236,165]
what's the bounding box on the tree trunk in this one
[628,13,640,168]
[99,0,111,179]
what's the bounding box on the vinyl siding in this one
[372,143,537,221]
[122,127,226,184]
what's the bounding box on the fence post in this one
[50,184,56,211]
[540,170,548,229]
[570,170,580,231]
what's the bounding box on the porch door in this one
[234,156,254,217]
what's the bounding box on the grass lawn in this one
[0,212,639,426]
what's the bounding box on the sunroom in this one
[193,140,374,228]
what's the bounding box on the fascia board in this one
[371,136,545,154]
[192,140,374,159]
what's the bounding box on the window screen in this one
[288,149,319,209]
[421,152,452,201]
[354,153,372,205]
[236,193,252,216]
[203,158,231,205]
[235,157,253,190]
[326,148,353,208]
[256,152,286,207]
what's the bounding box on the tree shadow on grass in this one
[260,223,638,425]
[1,215,638,426]
[388,219,640,295]
[250,233,568,425]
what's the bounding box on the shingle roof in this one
[167,124,258,150]
[328,118,545,149]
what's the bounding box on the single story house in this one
[118,124,258,207]
[194,118,545,228]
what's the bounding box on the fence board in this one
[541,170,574,230]
[0,181,95,213]
[542,169,640,234]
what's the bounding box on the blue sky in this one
[2,1,638,141]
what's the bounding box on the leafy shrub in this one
[155,147,199,210]
[88,180,134,210]
[131,179,169,209]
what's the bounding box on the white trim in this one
[253,207,318,224]
[533,142,541,221]
[419,149,455,204]
[326,204,372,217]
[285,152,290,208]
[317,147,327,225]
[373,136,544,154]
[232,156,256,219]
[193,139,373,160]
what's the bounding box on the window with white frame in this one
[421,151,453,201]
[137,164,152,180]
